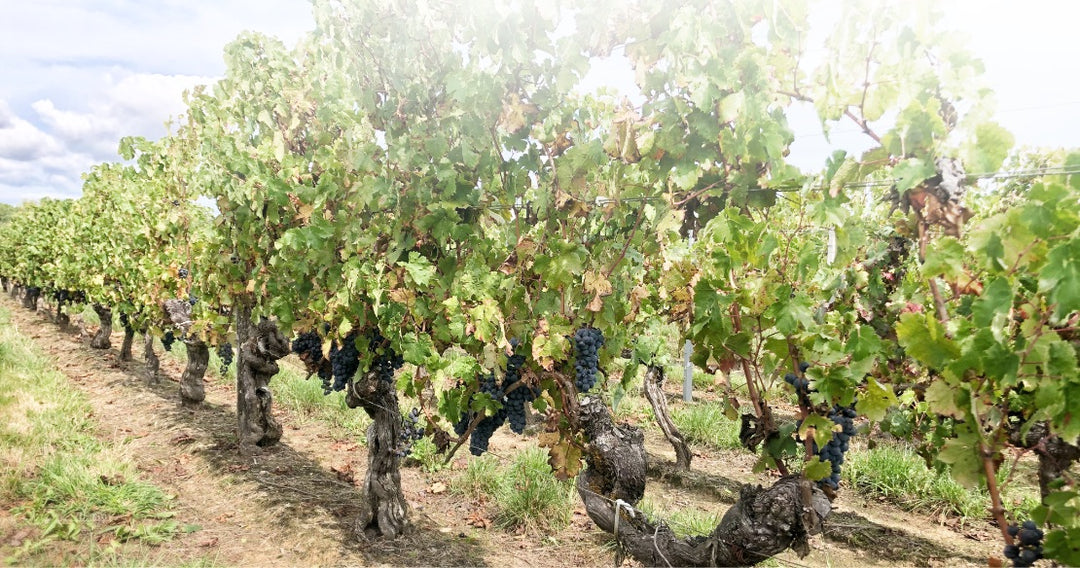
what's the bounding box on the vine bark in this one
[643,364,692,470]
[346,371,409,538]
[576,396,830,567]
[90,304,112,349]
[234,303,286,451]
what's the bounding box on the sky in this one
[1,0,1077,205]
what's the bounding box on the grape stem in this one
[442,410,490,466]
[983,446,1014,546]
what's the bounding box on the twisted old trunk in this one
[346,371,409,538]
[90,304,112,349]
[234,303,287,450]
[1009,421,1080,499]
[22,287,40,311]
[576,396,831,567]
[54,292,70,328]
[144,334,160,383]
[180,340,209,408]
[163,299,207,408]
[643,364,692,471]
[119,313,136,362]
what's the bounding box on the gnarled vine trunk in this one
[164,299,207,408]
[90,304,112,349]
[10,285,21,300]
[346,372,409,538]
[180,340,208,408]
[22,287,40,311]
[1009,421,1080,499]
[643,364,692,470]
[54,294,70,328]
[576,396,830,567]
[119,316,136,362]
[234,303,286,451]
[144,334,160,383]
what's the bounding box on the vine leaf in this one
[936,433,983,488]
[855,378,897,422]
[895,313,958,370]
[924,380,964,420]
[538,432,582,481]
[802,456,832,482]
[1039,240,1080,321]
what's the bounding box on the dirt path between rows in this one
[3,296,1004,567]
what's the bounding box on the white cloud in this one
[0,100,63,162]
[31,72,213,159]
[0,0,314,204]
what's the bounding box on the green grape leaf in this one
[802,456,832,482]
[1039,239,1080,321]
[800,414,838,449]
[971,277,1013,328]
[936,434,983,488]
[896,313,959,370]
[921,237,965,280]
[855,378,898,422]
[924,379,964,419]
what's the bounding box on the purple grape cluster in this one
[1004,521,1044,567]
[217,342,233,375]
[817,405,857,490]
[573,327,604,392]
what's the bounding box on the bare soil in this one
[0,298,1005,567]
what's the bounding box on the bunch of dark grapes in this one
[468,373,507,456]
[217,343,233,375]
[119,312,131,330]
[178,268,189,279]
[573,327,604,392]
[291,331,322,361]
[188,294,198,306]
[162,330,176,352]
[370,330,404,383]
[396,407,426,457]
[785,361,814,407]
[1004,521,1044,567]
[329,331,361,392]
[292,330,332,393]
[817,404,857,489]
[503,349,534,434]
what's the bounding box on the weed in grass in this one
[670,401,741,450]
[450,447,575,533]
[407,437,446,473]
[843,445,1037,519]
[495,447,575,532]
[637,496,720,538]
[451,454,501,500]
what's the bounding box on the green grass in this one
[451,447,575,532]
[0,307,194,565]
[267,361,372,439]
[843,444,1039,519]
[637,495,721,538]
[670,401,742,450]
